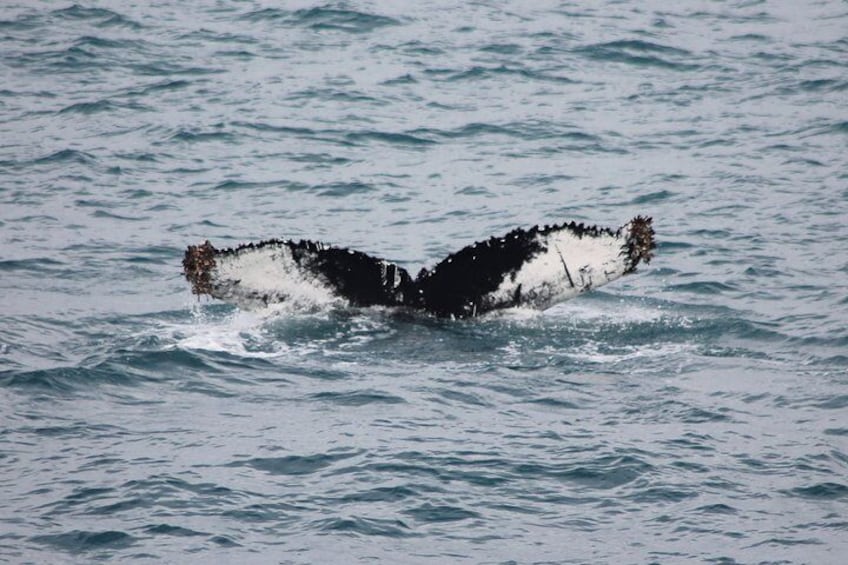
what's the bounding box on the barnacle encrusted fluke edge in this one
[183,240,217,296]
[182,216,656,318]
[623,215,656,273]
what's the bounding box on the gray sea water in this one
[1,1,847,563]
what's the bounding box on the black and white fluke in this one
[183,216,655,318]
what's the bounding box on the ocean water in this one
[1,0,847,563]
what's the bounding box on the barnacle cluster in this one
[182,240,217,295]
[540,220,618,239]
[624,215,656,272]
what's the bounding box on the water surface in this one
[1,1,846,563]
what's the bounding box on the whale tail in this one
[183,216,655,318]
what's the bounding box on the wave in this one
[411,121,597,142]
[575,40,700,71]
[308,389,407,406]
[426,64,576,84]
[31,530,135,553]
[230,450,361,476]
[166,128,236,144]
[345,130,435,146]
[57,99,151,115]
[52,5,142,29]
[240,6,399,33]
[313,516,415,537]
[32,148,96,165]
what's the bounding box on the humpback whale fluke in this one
[183,216,655,318]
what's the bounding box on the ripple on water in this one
[239,6,399,34]
[52,5,142,29]
[308,389,407,407]
[231,451,362,476]
[403,503,480,524]
[30,530,135,553]
[785,482,848,501]
[574,40,701,71]
[313,516,416,537]
[143,523,207,537]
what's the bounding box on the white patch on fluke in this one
[210,243,341,310]
[485,222,633,310]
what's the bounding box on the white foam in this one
[163,307,294,358]
[548,297,670,325]
[483,305,545,321]
[570,341,697,367]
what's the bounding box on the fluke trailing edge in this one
[183,216,655,318]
